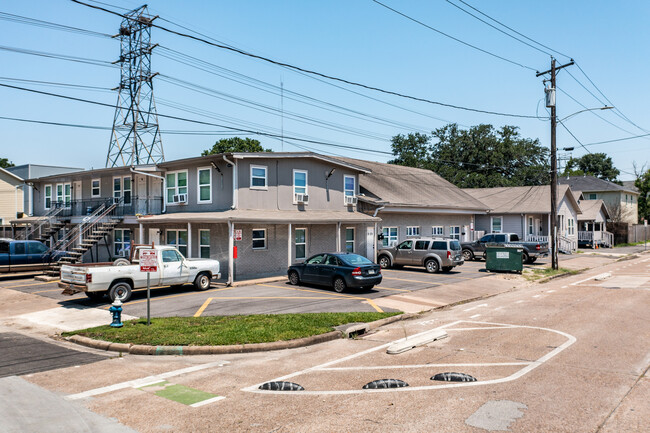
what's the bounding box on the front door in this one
[535,218,542,235]
[302,254,326,283]
[395,240,414,265]
[149,228,160,246]
[366,227,374,260]
[73,181,82,215]
[161,249,190,285]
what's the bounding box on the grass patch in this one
[63,312,400,346]
[523,267,579,282]
[614,241,647,247]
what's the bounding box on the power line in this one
[71,0,543,119]
[0,11,113,38]
[0,44,117,68]
[371,0,537,71]
[582,132,650,147]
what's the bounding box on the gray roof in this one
[138,209,379,224]
[577,199,609,221]
[331,158,489,211]
[621,180,639,193]
[462,184,581,214]
[558,175,638,194]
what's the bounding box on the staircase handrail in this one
[46,203,106,257]
[15,206,64,240]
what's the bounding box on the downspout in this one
[130,167,166,213]
[222,155,237,209]
[372,206,384,262]
[373,206,385,218]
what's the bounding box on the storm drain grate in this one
[431,372,477,382]
[362,379,409,389]
[258,381,304,391]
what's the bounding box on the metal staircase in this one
[45,198,123,276]
[15,206,65,243]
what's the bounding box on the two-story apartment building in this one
[27,153,379,283]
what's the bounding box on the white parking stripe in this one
[464,303,488,312]
[190,396,226,407]
[470,314,481,319]
[319,362,531,371]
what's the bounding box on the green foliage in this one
[201,137,271,155]
[563,153,620,182]
[0,158,15,168]
[635,168,650,222]
[389,124,550,188]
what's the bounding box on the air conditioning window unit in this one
[295,193,309,204]
[345,196,357,205]
[173,193,188,204]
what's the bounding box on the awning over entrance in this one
[137,209,380,224]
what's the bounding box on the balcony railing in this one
[526,235,549,243]
[48,196,163,218]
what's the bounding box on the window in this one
[568,218,575,236]
[449,226,461,240]
[199,230,210,259]
[491,217,502,233]
[494,234,507,243]
[382,227,398,247]
[431,226,444,236]
[480,234,494,243]
[307,254,325,264]
[432,241,447,250]
[113,229,131,257]
[44,185,52,209]
[197,168,212,203]
[250,165,267,189]
[528,217,534,235]
[28,242,48,254]
[414,240,430,250]
[252,229,266,250]
[91,179,100,197]
[162,249,183,262]
[56,183,71,208]
[406,226,420,237]
[166,230,188,257]
[398,240,413,250]
[589,193,597,200]
[166,171,188,204]
[293,170,308,200]
[113,177,132,205]
[345,228,354,253]
[325,255,342,266]
[295,228,306,259]
[344,175,355,197]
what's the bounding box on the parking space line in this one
[104,286,235,309]
[259,284,384,312]
[470,314,481,319]
[381,276,441,285]
[374,286,412,293]
[464,303,488,312]
[319,362,532,371]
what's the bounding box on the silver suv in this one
[377,238,464,273]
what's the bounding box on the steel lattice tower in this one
[106,5,164,167]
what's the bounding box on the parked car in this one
[58,245,221,302]
[288,252,382,293]
[461,233,548,264]
[0,239,65,273]
[377,238,464,273]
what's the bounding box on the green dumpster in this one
[485,245,523,273]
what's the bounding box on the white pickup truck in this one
[58,245,221,303]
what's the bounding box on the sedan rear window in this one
[341,254,373,266]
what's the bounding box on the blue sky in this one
[1,0,648,180]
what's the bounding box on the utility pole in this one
[537,57,574,270]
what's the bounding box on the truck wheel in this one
[194,273,211,291]
[288,271,300,286]
[425,259,439,273]
[378,256,391,269]
[85,291,105,300]
[112,258,130,266]
[462,249,474,261]
[522,252,530,264]
[333,277,346,293]
[109,282,132,303]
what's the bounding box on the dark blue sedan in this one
[288,252,382,293]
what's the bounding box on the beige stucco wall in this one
[582,191,638,224]
[0,173,24,225]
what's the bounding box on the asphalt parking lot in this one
[0,258,546,320]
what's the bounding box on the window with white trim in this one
[431,226,444,236]
[250,165,268,189]
[197,167,212,203]
[567,218,575,236]
[199,230,210,259]
[406,226,420,237]
[113,229,131,257]
[293,170,308,201]
[166,229,188,257]
[44,185,52,209]
[528,217,534,235]
[344,175,355,197]
[491,216,502,233]
[295,228,306,259]
[56,183,71,208]
[449,226,461,240]
[382,227,398,247]
[252,229,266,250]
[113,177,132,205]
[166,171,188,204]
[588,193,597,200]
[91,179,100,197]
[345,228,354,253]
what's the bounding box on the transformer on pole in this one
[106,5,164,167]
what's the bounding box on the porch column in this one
[227,220,234,286]
[373,222,378,263]
[187,222,192,258]
[139,223,144,243]
[336,222,341,252]
[287,223,292,266]
[547,214,552,255]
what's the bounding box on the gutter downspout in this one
[372,206,384,262]
[130,167,166,213]
[222,155,237,209]
[373,206,385,218]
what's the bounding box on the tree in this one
[562,153,620,181]
[0,158,15,168]
[635,166,650,223]
[202,137,271,155]
[389,124,550,188]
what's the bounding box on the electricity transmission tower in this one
[106,5,164,167]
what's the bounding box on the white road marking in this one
[66,361,229,400]
[242,321,576,395]
[532,295,541,298]
[470,314,481,319]
[190,396,226,407]
[319,362,531,371]
[515,300,525,304]
[547,290,556,293]
[464,303,488,312]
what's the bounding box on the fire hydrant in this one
[109,299,123,328]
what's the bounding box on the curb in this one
[66,313,416,355]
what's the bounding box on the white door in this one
[161,249,190,284]
[366,227,374,260]
[149,228,160,246]
[535,218,541,235]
